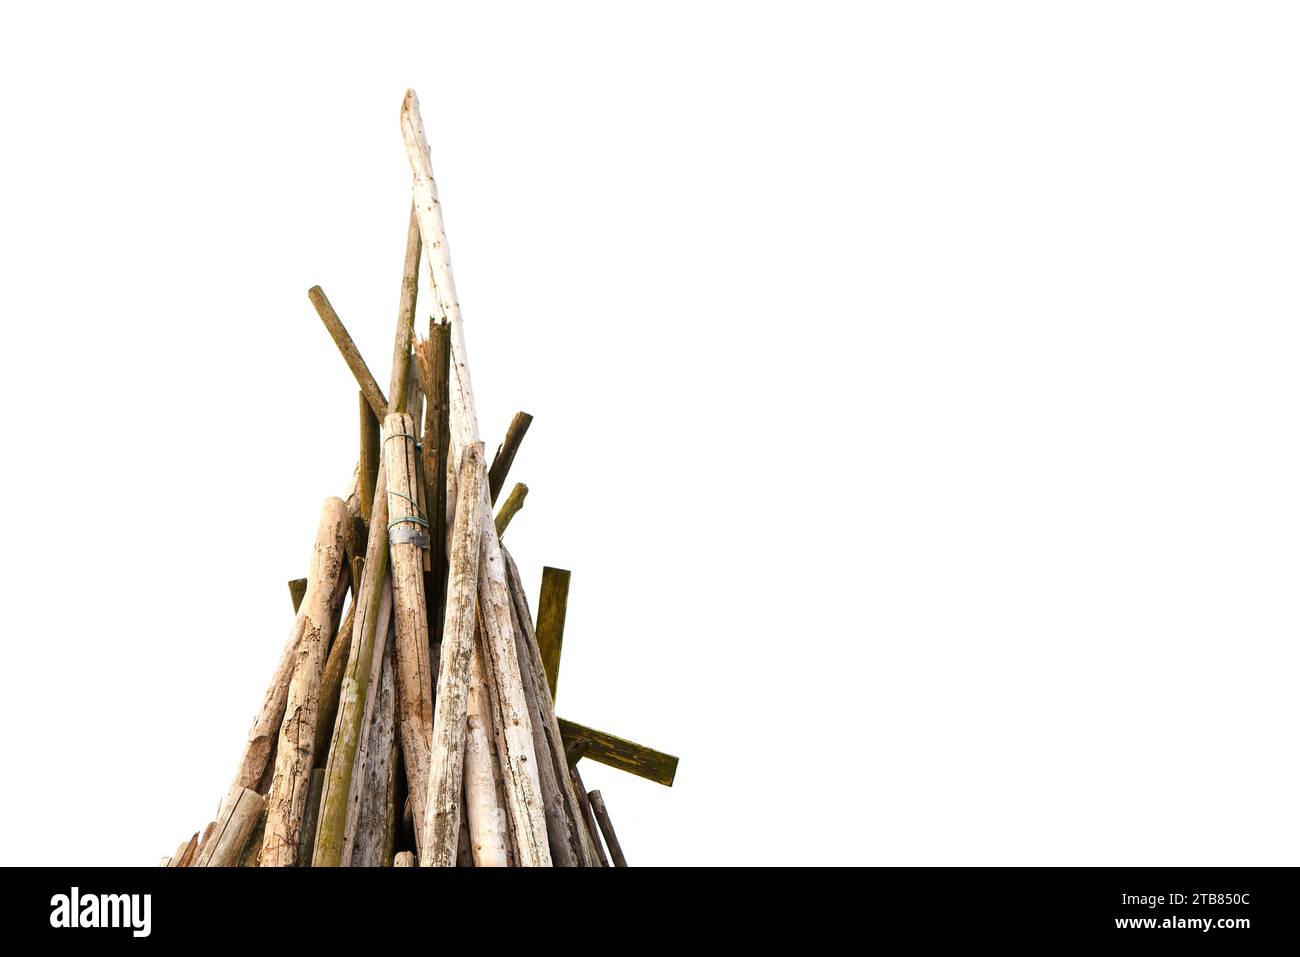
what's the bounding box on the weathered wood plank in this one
[535,567,570,700]
[556,719,678,787]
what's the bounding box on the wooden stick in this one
[401,90,478,457]
[219,501,350,818]
[261,498,349,866]
[488,412,533,504]
[359,393,380,525]
[535,567,570,700]
[288,579,308,613]
[383,410,435,854]
[568,760,609,867]
[307,285,387,420]
[402,89,549,863]
[297,768,325,866]
[348,636,399,867]
[587,791,627,867]
[389,204,422,416]
[502,548,599,866]
[504,562,575,866]
[240,799,268,867]
[494,483,528,538]
[394,851,416,867]
[463,635,509,866]
[167,833,199,868]
[419,444,485,866]
[474,501,552,866]
[196,787,262,867]
[557,720,678,787]
[416,319,451,651]
[312,597,356,768]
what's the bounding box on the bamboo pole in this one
[494,483,528,538]
[535,567,570,700]
[402,89,550,866]
[383,412,435,854]
[419,444,485,866]
[196,787,262,867]
[307,285,387,420]
[488,412,533,504]
[261,498,350,866]
[503,549,601,866]
[587,791,627,867]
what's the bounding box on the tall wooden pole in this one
[419,445,486,866]
[260,498,350,866]
[402,88,551,866]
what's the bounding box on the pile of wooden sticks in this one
[161,91,676,868]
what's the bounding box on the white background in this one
[1,2,1297,866]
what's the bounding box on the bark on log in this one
[488,412,533,504]
[535,567,570,700]
[383,411,435,854]
[419,445,485,866]
[556,719,679,787]
[463,638,509,866]
[503,549,600,866]
[196,787,262,867]
[261,498,349,867]
[220,501,350,820]
[588,791,627,867]
[308,285,387,420]
[494,483,528,538]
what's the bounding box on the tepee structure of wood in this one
[160,91,677,869]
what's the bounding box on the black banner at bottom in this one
[5,866,1292,945]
